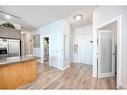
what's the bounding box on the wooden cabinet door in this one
[0,27,21,39]
[0,27,11,38]
[10,29,21,39]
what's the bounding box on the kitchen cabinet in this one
[10,29,21,39]
[0,27,21,39]
[0,57,37,89]
[0,27,11,38]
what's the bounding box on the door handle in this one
[112,52,116,55]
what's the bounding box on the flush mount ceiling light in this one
[5,15,11,19]
[74,14,82,21]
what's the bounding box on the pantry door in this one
[98,30,115,78]
[78,35,92,65]
[49,34,60,68]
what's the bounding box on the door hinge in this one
[97,58,98,78]
[97,37,98,45]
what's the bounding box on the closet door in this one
[98,30,115,78]
[78,35,92,65]
[49,34,60,68]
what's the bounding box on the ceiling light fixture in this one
[5,15,11,19]
[74,14,82,21]
[0,10,22,19]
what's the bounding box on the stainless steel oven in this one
[0,48,8,58]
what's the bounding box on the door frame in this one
[42,35,50,65]
[43,36,49,63]
[95,15,122,89]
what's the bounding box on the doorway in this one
[97,20,118,88]
[43,37,49,65]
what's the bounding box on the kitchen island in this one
[0,56,37,89]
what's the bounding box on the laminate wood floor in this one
[18,63,116,89]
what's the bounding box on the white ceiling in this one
[0,6,97,31]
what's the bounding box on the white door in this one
[98,30,115,78]
[49,34,59,68]
[78,35,92,65]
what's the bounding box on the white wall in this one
[32,19,70,70]
[32,19,65,60]
[93,6,127,89]
[73,25,93,64]
[63,20,71,68]
[70,26,74,63]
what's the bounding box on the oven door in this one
[0,48,8,58]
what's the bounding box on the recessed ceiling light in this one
[5,15,11,19]
[74,14,82,21]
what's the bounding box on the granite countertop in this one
[0,56,36,66]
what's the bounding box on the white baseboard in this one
[71,61,79,63]
[98,73,114,78]
[59,65,70,70]
[92,73,97,78]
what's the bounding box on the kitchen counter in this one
[0,56,36,66]
[0,56,37,89]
